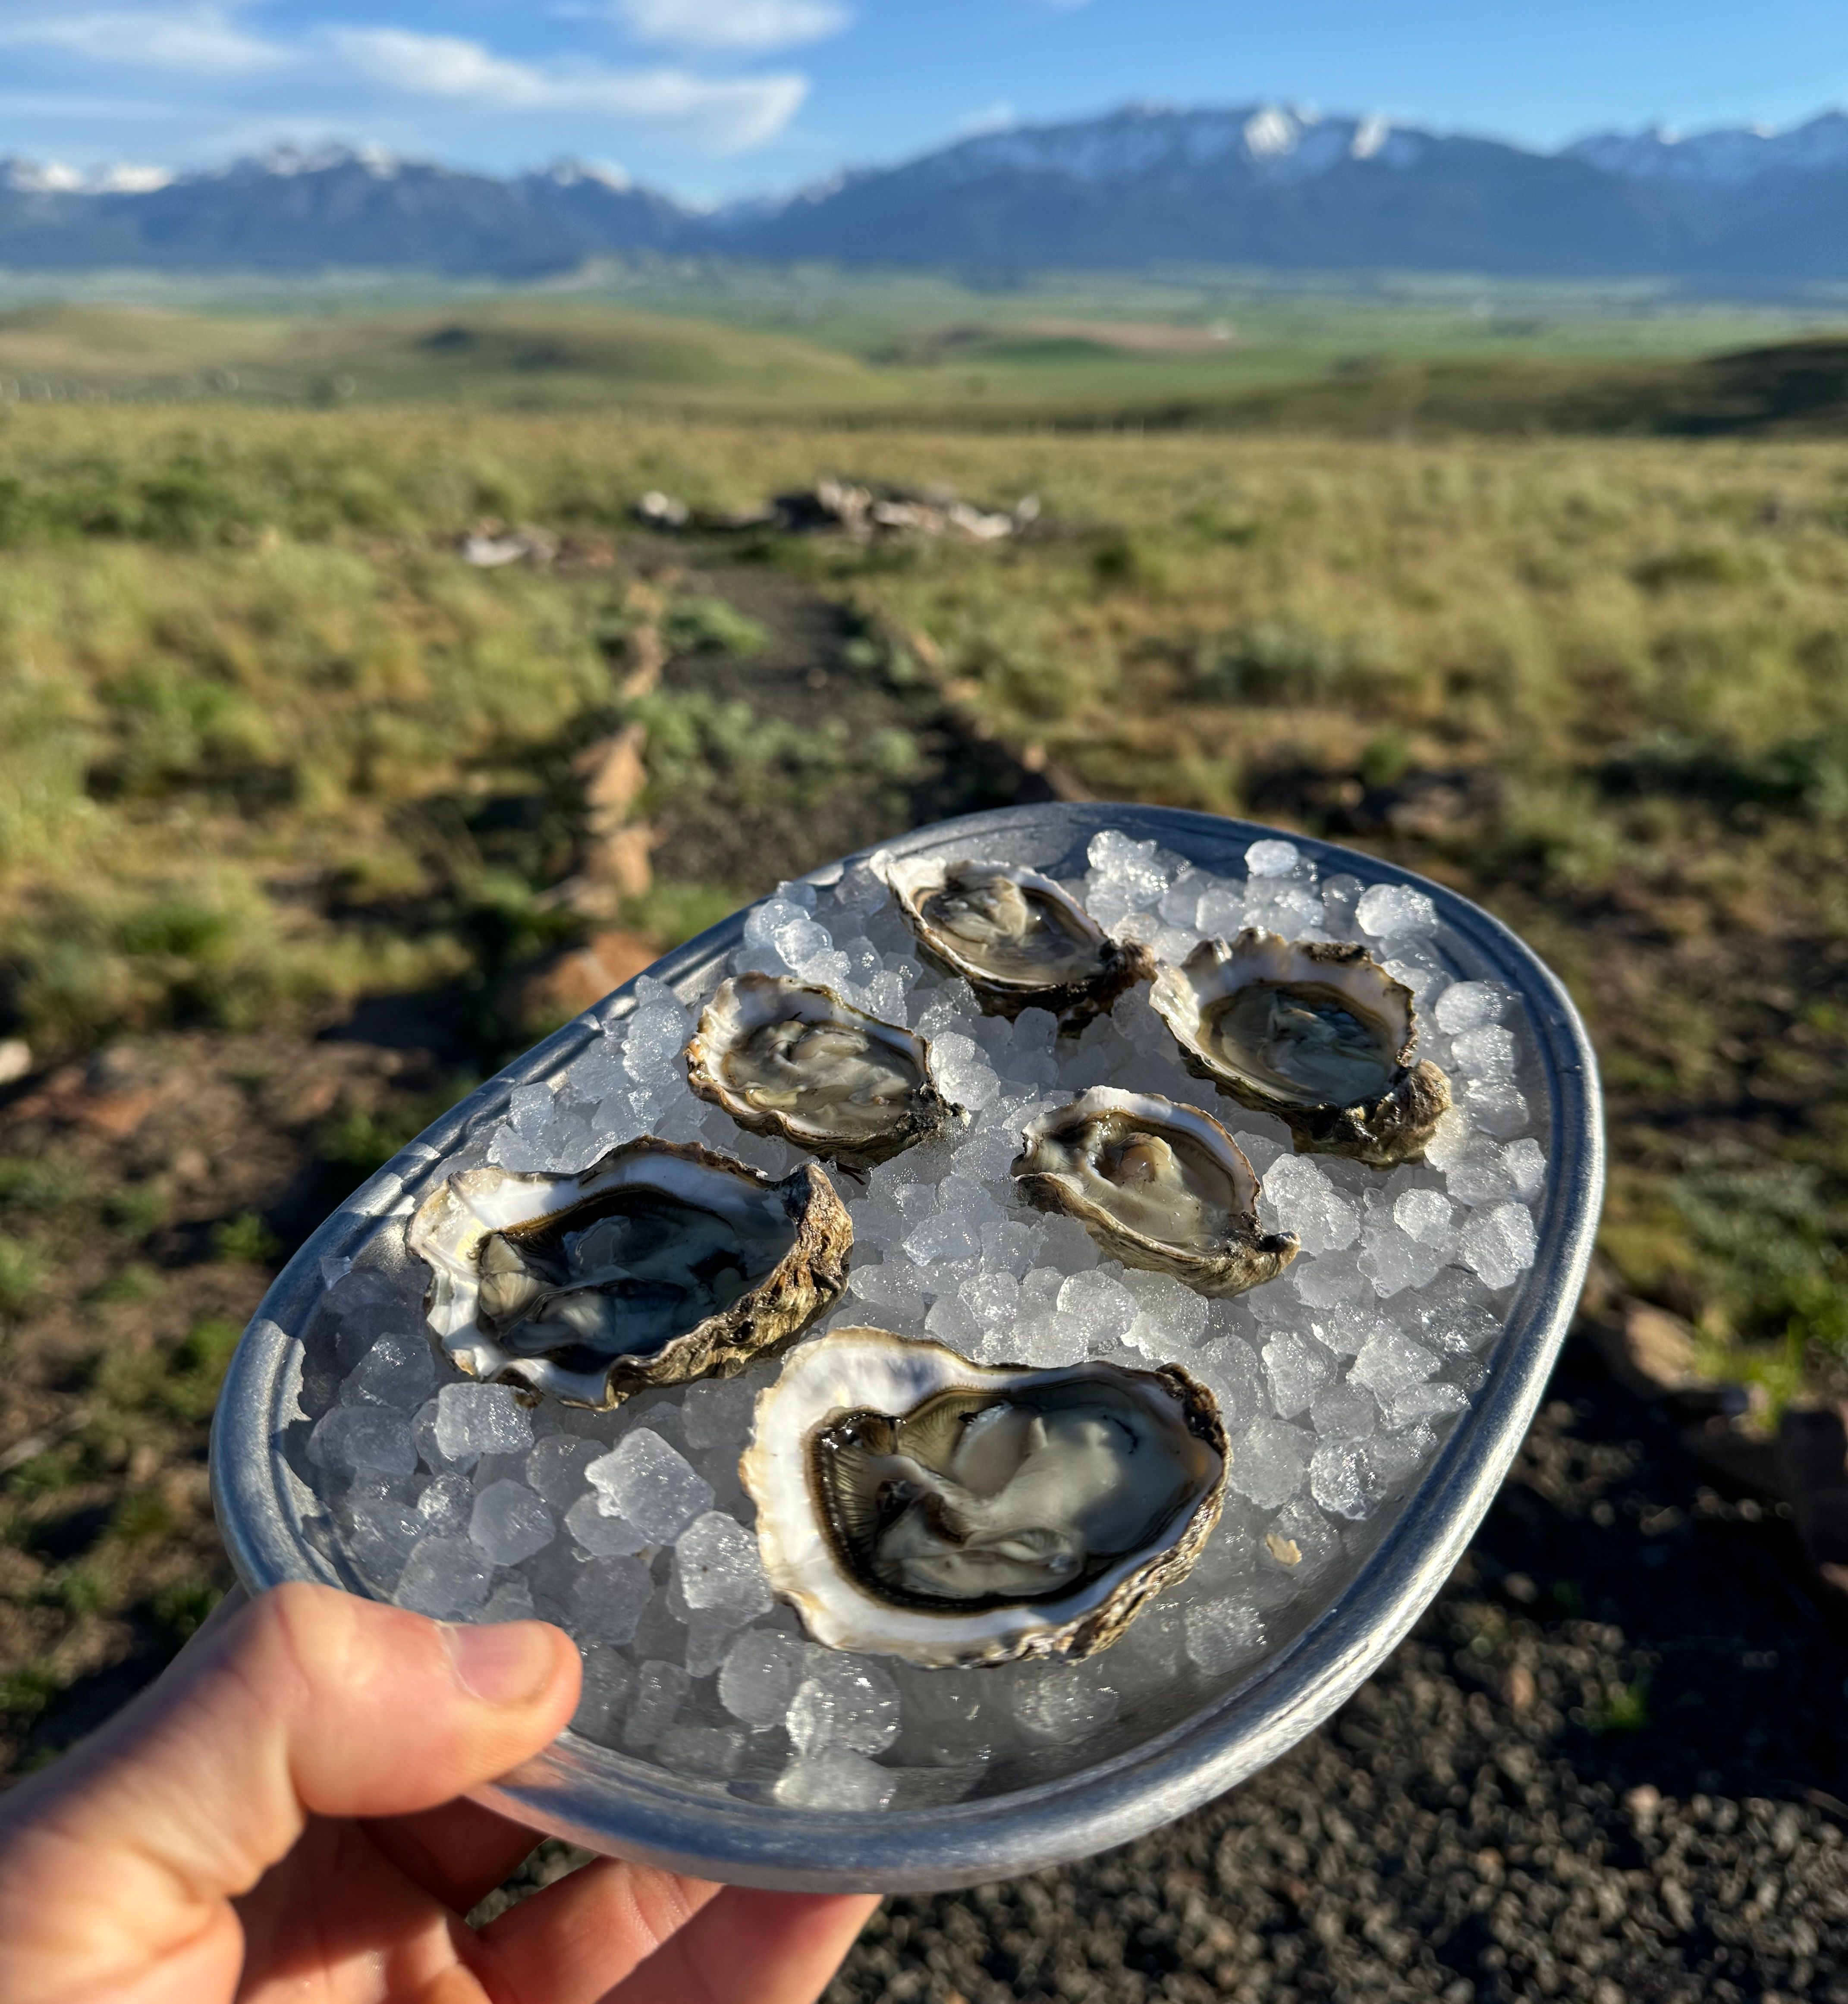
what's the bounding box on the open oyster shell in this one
[685,973,956,1171]
[1012,1087,1298,1296]
[742,1327,1226,1668]
[878,854,1153,1029]
[1150,929,1451,1167]
[406,1138,852,1407]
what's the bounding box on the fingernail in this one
[443,1620,561,1705]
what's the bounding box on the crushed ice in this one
[302,831,1548,1810]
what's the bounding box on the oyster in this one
[879,854,1153,1028]
[1150,930,1450,1166]
[1012,1087,1298,1295]
[685,973,956,1170]
[407,1138,852,1407]
[742,1328,1226,1668]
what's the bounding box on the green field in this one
[3,286,1848,1765]
[4,279,1848,429]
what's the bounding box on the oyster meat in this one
[685,973,956,1170]
[407,1138,852,1406]
[879,854,1153,1027]
[1151,929,1451,1166]
[742,1328,1226,1668]
[1012,1087,1298,1295]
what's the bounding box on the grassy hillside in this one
[11,292,1848,434]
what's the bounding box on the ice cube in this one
[563,1494,647,1557]
[1309,1440,1372,1519]
[929,1032,1000,1112]
[434,1383,534,1465]
[572,1644,637,1738]
[1433,981,1511,1035]
[1056,1269,1138,1349]
[1184,1596,1266,1675]
[1244,839,1300,879]
[1350,1328,1441,1400]
[1452,1024,1518,1083]
[468,1480,555,1566]
[719,1630,812,1730]
[1260,1154,1360,1255]
[623,1660,690,1751]
[309,1406,418,1479]
[657,1723,747,1779]
[1502,1137,1546,1202]
[417,1471,473,1536]
[1262,1331,1335,1418]
[1014,1673,1119,1740]
[586,1430,714,1544]
[1291,1249,1370,1309]
[1195,883,1245,936]
[1457,1203,1537,1288]
[1380,1380,1469,1431]
[1355,883,1438,941]
[394,1536,491,1618]
[674,1512,773,1618]
[903,1210,983,1266]
[1442,1134,1521,1207]
[775,1746,897,1811]
[1309,1377,1378,1441]
[568,1555,652,1645]
[786,1655,901,1756]
[1245,880,1324,935]
[1459,1076,1529,1137]
[680,1374,761,1455]
[1320,874,1364,937]
[525,1436,604,1511]
[1122,1269,1210,1356]
[347,1497,425,1583]
[1393,1187,1455,1246]
[1357,1218,1449,1297]
[1226,1417,1313,1508]
[343,1330,436,1411]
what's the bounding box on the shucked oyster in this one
[742,1328,1226,1668]
[1012,1087,1298,1296]
[879,854,1153,1028]
[1151,930,1450,1167]
[407,1138,852,1407]
[685,973,956,1171]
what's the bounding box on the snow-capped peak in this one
[540,159,633,193]
[1568,109,1848,185]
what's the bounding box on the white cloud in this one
[323,28,807,151]
[0,4,286,75]
[615,0,851,53]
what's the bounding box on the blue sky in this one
[2,0,1846,201]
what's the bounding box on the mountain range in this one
[6,104,1848,285]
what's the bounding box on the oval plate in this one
[210,803,1603,1894]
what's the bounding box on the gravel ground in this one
[827,1337,1848,2004]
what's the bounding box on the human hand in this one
[0,1582,879,2004]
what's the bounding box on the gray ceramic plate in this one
[210,802,1603,1894]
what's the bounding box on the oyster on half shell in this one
[879,854,1153,1028]
[1012,1087,1298,1296]
[406,1138,852,1407]
[685,973,956,1170]
[1151,929,1450,1167]
[742,1328,1226,1668]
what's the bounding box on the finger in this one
[611,1888,881,2004]
[0,1584,579,2004]
[477,1856,723,2004]
[364,1797,550,1916]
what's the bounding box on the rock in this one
[459,523,558,569]
[0,1039,31,1087]
[634,491,690,530]
[574,725,648,827]
[501,930,659,1030]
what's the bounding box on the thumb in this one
[0,1581,580,2004]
